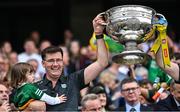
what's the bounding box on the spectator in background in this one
[0,41,12,57]
[0,81,11,112]
[86,45,97,62]
[80,46,93,70]
[8,51,18,66]
[0,55,10,81]
[134,66,148,81]
[139,79,155,105]
[59,46,70,76]
[68,40,91,74]
[39,39,52,52]
[117,78,153,111]
[81,94,102,112]
[68,40,81,73]
[89,84,108,112]
[80,46,89,56]
[18,38,45,75]
[29,30,41,46]
[99,70,121,110]
[101,62,120,81]
[155,80,180,111]
[118,65,130,82]
[63,29,74,47]
[27,59,42,81]
[0,55,6,81]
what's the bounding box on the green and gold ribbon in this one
[151,25,170,67]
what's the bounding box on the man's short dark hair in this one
[41,46,63,60]
[120,78,139,90]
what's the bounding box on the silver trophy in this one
[102,5,158,65]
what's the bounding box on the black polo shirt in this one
[35,69,87,111]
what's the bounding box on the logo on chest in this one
[61,84,67,88]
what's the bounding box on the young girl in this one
[10,62,67,110]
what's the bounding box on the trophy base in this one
[112,50,150,65]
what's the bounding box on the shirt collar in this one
[43,73,67,85]
[126,102,140,112]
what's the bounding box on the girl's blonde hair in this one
[10,62,35,88]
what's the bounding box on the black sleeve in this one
[73,69,89,90]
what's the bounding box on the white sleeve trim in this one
[40,93,61,105]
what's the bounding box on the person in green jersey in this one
[9,62,67,110]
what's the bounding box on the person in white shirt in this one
[18,38,45,75]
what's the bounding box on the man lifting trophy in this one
[100,5,170,66]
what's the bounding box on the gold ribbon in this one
[143,26,156,42]
[151,25,170,67]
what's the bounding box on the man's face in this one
[42,52,64,79]
[83,99,102,112]
[121,82,141,104]
[172,83,180,102]
[24,41,36,53]
[0,84,9,105]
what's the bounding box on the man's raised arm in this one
[84,14,109,85]
[156,47,179,81]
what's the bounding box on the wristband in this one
[96,34,103,39]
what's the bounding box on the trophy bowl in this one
[103,5,156,65]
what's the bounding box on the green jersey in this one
[12,83,43,110]
[12,83,61,110]
[147,59,170,83]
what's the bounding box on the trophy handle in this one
[98,12,108,26]
[153,13,168,26]
[156,13,166,19]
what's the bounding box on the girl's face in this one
[98,93,107,107]
[26,71,35,83]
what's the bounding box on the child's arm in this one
[40,93,67,105]
[29,84,67,105]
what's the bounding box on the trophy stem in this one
[125,41,138,51]
[112,41,150,65]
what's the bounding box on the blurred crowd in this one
[0,22,180,111]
